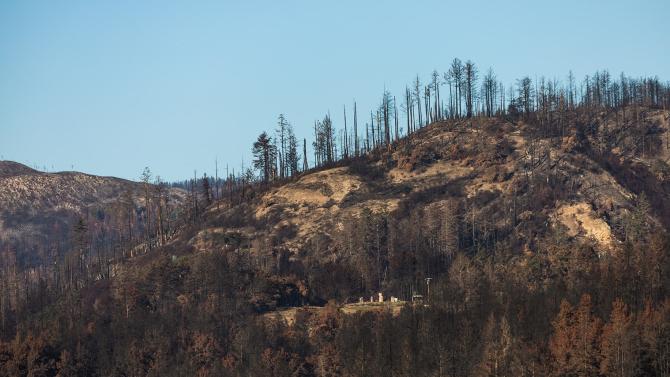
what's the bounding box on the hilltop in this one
[0,161,41,178]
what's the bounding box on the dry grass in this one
[388,160,472,184]
[255,167,364,218]
[339,301,406,316]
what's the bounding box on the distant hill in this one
[0,161,137,213]
[0,161,184,264]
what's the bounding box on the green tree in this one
[253,132,276,183]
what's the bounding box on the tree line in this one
[250,59,669,183]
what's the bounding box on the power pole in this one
[425,277,432,302]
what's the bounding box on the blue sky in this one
[1,0,668,181]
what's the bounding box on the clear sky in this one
[1,0,668,181]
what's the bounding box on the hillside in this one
[1,107,670,376]
[0,162,185,265]
[177,107,670,303]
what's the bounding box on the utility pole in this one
[425,277,432,302]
